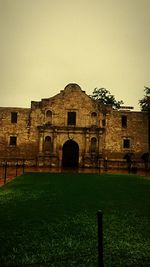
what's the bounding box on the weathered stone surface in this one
[0,83,149,168]
[105,109,148,159]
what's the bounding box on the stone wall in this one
[104,109,149,160]
[0,107,35,158]
[0,83,149,168]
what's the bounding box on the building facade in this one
[0,83,149,168]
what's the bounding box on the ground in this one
[0,172,149,266]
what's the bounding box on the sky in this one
[0,0,150,110]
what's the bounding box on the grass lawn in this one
[0,172,149,267]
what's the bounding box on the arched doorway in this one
[62,140,79,168]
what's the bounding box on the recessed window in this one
[46,110,52,124]
[91,112,97,117]
[11,112,17,123]
[46,110,52,117]
[67,112,76,125]
[121,115,127,128]
[10,136,17,146]
[102,119,106,127]
[91,137,97,152]
[123,139,130,149]
[44,136,52,152]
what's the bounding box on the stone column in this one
[85,132,90,154]
[39,132,44,154]
[58,145,62,167]
[53,129,57,155]
[98,133,102,154]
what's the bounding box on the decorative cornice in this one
[37,124,105,134]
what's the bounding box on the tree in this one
[139,86,150,111]
[90,88,124,109]
[139,87,150,151]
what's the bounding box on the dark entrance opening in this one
[62,140,79,168]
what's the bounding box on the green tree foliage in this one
[90,88,124,109]
[139,86,150,111]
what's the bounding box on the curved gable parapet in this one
[30,84,103,118]
[64,83,82,92]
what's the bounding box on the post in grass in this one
[22,159,25,174]
[15,160,18,177]
[3,161,7,185]
[97,210,104,267]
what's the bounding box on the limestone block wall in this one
[31,84,100,129]
[28,84,104,166]
[0,83,149,167]
[104,109,149,159]
[0,107,38,158]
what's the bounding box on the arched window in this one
[91,112,97,117]
[91,112,97,126]
[91,137,97,153]
[44,136,52,153]
[46,110,52,124]
[46,110,52,117]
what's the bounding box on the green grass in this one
[0,172,149,267]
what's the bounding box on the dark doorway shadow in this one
[62,140,79,168]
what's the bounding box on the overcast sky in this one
[0,0,150,110]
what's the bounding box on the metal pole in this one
[22,159,25,174]
[99,159,101,174]
[16,160,18,177]
[97,210,104,267]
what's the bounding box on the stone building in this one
[0,83,149,168]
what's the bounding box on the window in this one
[91,112,97,127]
[46,110,52,124]
[11,112,17,123]
[91,112,97,117]
[46,110,52,117]
[91,137,97,152]
[102,119,106,127]
[121,115,127,128]
[123,139,130,149]
[44,136,52,152]
[10,136,17,146]
[67,112,76,125]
